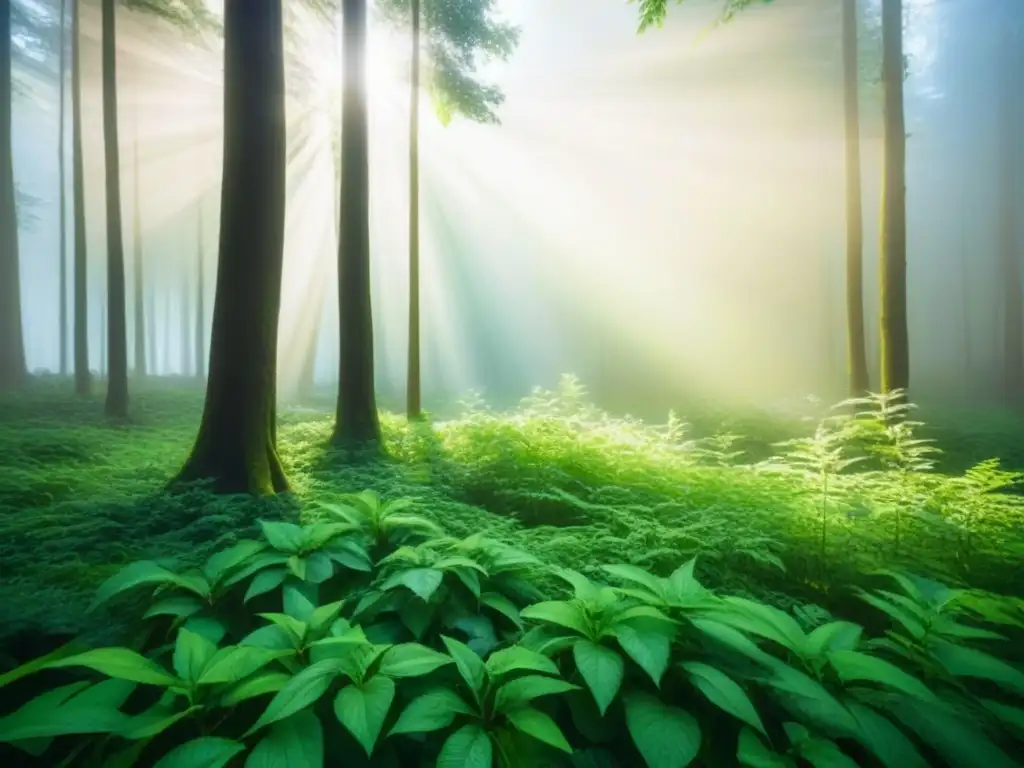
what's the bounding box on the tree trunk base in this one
[172,437,289,496]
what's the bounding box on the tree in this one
[878,0,909,394]
[174,0,289,494]
[843,0,868,395]
[72,0,90,396]
[132,111,146,377]
[0,0,27,390]
[999,20,1022,406]
[58,0,69,376]
[407,0,422,419]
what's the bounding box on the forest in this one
[1,0,1023,765]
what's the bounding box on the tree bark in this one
[406,0,422,419]
[334,0,382,447]
[0,0,26,390]
[174,0,288,495]
[195,203,205,378]
[1000,28,1022,407]
[101,0,129,417]
[59,0,69,377]
[842,0,868,396]
[72,0,91,396]
[878,0,909,395]
[132,111,146,377]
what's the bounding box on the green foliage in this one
[630,0,777,33]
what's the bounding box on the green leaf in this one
[378,643,453,678]
[245,568,287,603]
[624,691,701,768]
[845,701,928,768]
[153,737,245,768]
[197,646,282,686]
[241,624,297,652]
[668,557,703,596]
[89,561,183,612]
[737,727,790,768]
[521,601,592,637]
[442,635,487,701]
[887,698,1018,768]
[389,687,474,736]
[244,659,343,736]
[220,553,291,589]
[260,520,307,553]
[144,596,204,621]
[119,705,199,740]
[0,681,130,741]
[246,710,322,768]
[287,555,308,581]
[46,648,179,687]
[930,642,1024,694]
[827,650,937,702]
[494,675,579,712]
[692,618,774,665]
[855,590,926,639]
[382,568,445,601]
[714,599,807,655]
[764,665,858,736]
[220,672,291,707]
[573,640,624,716]
[486,645,559,678]
[283,585,316,623]
[333,675,396,757]
[324,539,373,572]
[173,628,217,683]
[981,699,1024,735]
[797,737,859,768]
[257,613,308,645]
[613,623,671,687]
[481,592,523,628]
[183,616,227,646]
[601,564,666,595]
[0,641,88,689]
[304,552,335,584]
[806,622,863,657]
[682,662,765,736]
[505,706,573,753]
[437,724,493,768]
[203,539,266,585]
[309,600,346,632]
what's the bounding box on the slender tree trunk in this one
[878,0,909,394]
[334,0,381,447]
[132,112,146,377]
[72,0,90,395]
[405,0,423,419]
[1000,31,1022,406]
[59,0,69,376]
[162,289,170,374]
[101,0,129,417]
[174,0,288,495]
[195,203,205,378]
[842,0,868,395]
[0,0,26,390]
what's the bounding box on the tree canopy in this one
[631,0,776,32]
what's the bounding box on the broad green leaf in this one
[89,561,182,612]
[197,646,282,686]
[521,601,592,638]
[806,622,863,657]
[244,658,343,736]
[260,520,307,553]
[283,585,316,623]
[682,662,765,736]
[382,568,445,601]
[153,737,245,768]
[0,681,130,741]
[855,590,926,639]
[450,566,482,597]
[601,564,665,595]
[624,691,701,768]
[304,552,335,584]
[981,699,1024,735]
[257,613,308,645]
[220,553,292,589]
[764,665,859,736]
[173,628,217,683]
[47,648,179,687]
[183,616,227,646]
[378,643,453,678]
[715,599,807,654]
[845,701,928,768]
[737,727,790,768]
[434,556,488,574]
[437,723,493,768]
[144,596,204,620]
[827,650,937,702]
[692,618,774,665]
[668,557,703,596]
[324,539,373,572]
[203,539,266,585]
[486,645,559,678]
[220,672,291,707]
[244,568,287,603]
[481,592,523,628]
[613,623,671,687]
[241,624,297,652]
[287,556,307,581]
[119,705,199,740]
[930,642,1024,694]
[0,641,87,689]
[333,675,396,757]
[573,640,624,716]
[887,698,1018,768]
[246,710,323,768]
[494,675,579,712]
[797,737,859,768]
[505,706,573,753]
[307,601,346,634]
[555,569,603,602]
[442,636,487,701]
[389,688,474,736]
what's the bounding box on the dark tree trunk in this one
[334,0,381,447]
[842,0,868,395]
[195,204,205,378]
[101,0,128,417]
[72,0,90,395]
[59,0,69,377]
[132,114,146,377]
[1000,30,1022,407]
[406,0,422,419]
[0,0,26,390]
[878,0,909,395]
[174,0,288,495]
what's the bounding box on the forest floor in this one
[1,375,1023,658]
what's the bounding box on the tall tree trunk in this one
[842,0,868,395]
[0,0,26,390]
[59,0,69,376]
[174,0,288,495]
[878,0,909,395]
[1000,30,1022,407]
[72,0,90,395]
[180,265,191,376]
[195,203,205,378]
[101,0,129,416]
[405,0,422,419]
[162,288,170,374]
[132,112,146,377]
[334,0,381,447]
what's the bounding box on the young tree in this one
[72,0,90,396]
[58,0,69,376]
[174,0,289,494]
[999,21,1022,406]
